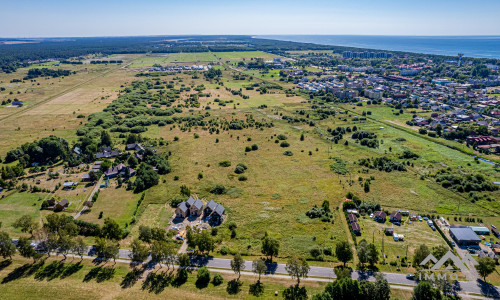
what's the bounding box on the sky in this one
[1,0,500,37]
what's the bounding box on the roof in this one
[57,199,69,206]
[450,227,481,242]
[390,212,402,219]
[177,201,188,213]
[469,226,490,233]
[186,196,196,207]
[374,211,387,218]
[351,222,360,231]
[348,213,357,223]
[192,199,204,210]
[63,182,78,187]
[214,204,225,216]
[206,200,218,211]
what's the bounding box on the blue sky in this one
[1,0,500,37]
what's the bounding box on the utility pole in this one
[372,229,375,244]
[405,244,408,260]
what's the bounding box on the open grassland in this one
[0,256,327,300]
[128,53,218,68]
[79,182,142,227]
[214,51,277,61]
[0,57,139,157]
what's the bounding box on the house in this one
[389,212,402,224]
[55,199,69,211]
[62,182,78,190]
[82,174,91,182]
[204,200,218,215]
[95,149,120,159]
[210,204,225,226]
[374,211,387,223]
[104,163,136,178]
[385,228,394,235]
[175,202,189,218]
[189,199,204,216]
[126,143,145,153]
[186,196,196,207]
[449,227,481,246]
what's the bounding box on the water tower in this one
[458,53,464,67]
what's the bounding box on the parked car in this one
[176,236,184,241]
[451,241,455,247]
[406,274,416,280]
[430,226,436,231]
[492,225,497,229]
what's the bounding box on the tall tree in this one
[100,130,112,147]
[12,215,39,235]
[285,257,310,286]
[101,218,122,240]
[0,231,16,260]
[261,233,279,262]
[476,257,496,281]
[17,237,36,262]
[252,258,267,282]
[72,237,87,260]
[230,253,245,281]
[413,245,431,267]
[130,238,149,263]
[335,241,353,267]
[411,281,442,300]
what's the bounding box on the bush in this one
[234,165,246,174]
[238,175,247,181]
[196,267,211,288]
[251,144,258,150]
[277,134,287,140]
[220,245,229,255]
[280,141,290,147]
[210,185,227,195]
[212,273,224,286]
[283,150,293,156]
[218,161,231,167]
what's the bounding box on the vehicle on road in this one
[406,274,415,280]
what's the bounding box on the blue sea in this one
[255,35,500,59]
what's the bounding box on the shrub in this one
[220,245,229,255]
[196,267,211,287]
[277,134,287,140]
[238,175,247,181]
[280,141,290,147]
[251,144,258,151]
[234,165,246,174]
[283,150,293,156]
[212,273,224,286]
[210,185,227,194]
[218,161,231,167]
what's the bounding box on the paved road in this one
[93,247,499,298]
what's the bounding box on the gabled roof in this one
[374,211,387,219]
[390,212,402,219]
[186,196,196,207]
[214,204,225,216]
[206,200,218,211]
[177,201,188,213]
[192,199,204,210]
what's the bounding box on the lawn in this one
[214,51,276,61]
[78,181,142,227]
[0,256,327,300]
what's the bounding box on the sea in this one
[255,35,500,59]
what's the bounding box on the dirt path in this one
[73,175,104,219]
[339,202,358,263]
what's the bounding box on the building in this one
[385,228,394,235]
[54,199,69,211]
[468,226,490,235]
[62,182,78,190]
[175,202,189,218]
[348,213,358,224]
[389,212,402,224]
[351,221,361,235]
[103,163,136,178]
[449,227,481,246]
[189,199,204,216]
[374,211,387,223]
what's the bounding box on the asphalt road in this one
[107,248,499,298]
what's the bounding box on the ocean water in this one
[256,35,500,59]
